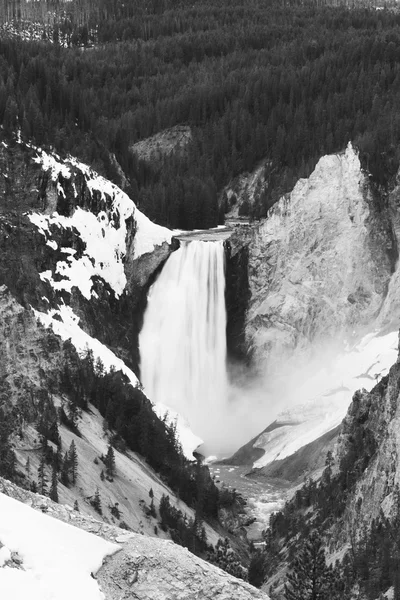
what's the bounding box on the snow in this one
[133,206,173,259]
[0,492,119,600]
[253,331,399,468]
[29,147,173,299]
[0,546,11,567]
[32,150,70,180]
[46,239,58,250]
[33,304,139,386]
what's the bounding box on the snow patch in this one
[0,492,118,600]
[46,239,58,250]
[0,546,11,567]
[33,305,139,386]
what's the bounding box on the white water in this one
[139,240,229,453]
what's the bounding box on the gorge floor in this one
[208,464,292,542]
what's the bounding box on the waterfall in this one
[139,240,228,453]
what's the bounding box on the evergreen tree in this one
[38,452,48,496]
[91,488,102,515]
[285,532,332,600]
[68,440,78,485]
[61,451,70,486]
[149,488,156,517]
[49,463,59,503]
[73,500,80,512]
[105,445,116,479]
[0,409,16,480]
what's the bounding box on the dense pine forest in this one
[1,0,400,228]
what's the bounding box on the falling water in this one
[139,240,228,453]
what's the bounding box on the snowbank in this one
[0,492,119,600]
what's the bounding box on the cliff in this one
[228,143,400,470]
[243,143,397,369]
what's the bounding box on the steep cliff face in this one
[227,143,400,470]
[0,136,174,376]
[225,235,252,362]
[332,341,400,537]
[245,143,397,369]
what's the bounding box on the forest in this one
[1,0,400,228]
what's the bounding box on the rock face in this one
[0,478,269,600]
[225,235,251,362]
[99,534,269,600]
[333,345,400,537]
[243,143,397,369]
[0,136,175,375]
[225,143,400,469]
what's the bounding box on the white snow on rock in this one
[253,330,399,468]
[29,148,172,299]
[0,491,119,600]
[34,304,139,386]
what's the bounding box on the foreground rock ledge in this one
[0,478,268,600]
[98,534,269,600]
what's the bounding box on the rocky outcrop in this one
[331,344,400,538]
[225,232,252,362]
[0,478,269,600]
[130,125,192,164]
[240,143,397,370]
[0,136,176,374]
[99,533,268,600]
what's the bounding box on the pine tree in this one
[61,451,70,486]
[73,500,80,512]
[38,452,48,496]
[49,463,59,503]
[105,445,116,479]
[284,532,331,600]
[149,488,156,517]
[68,440,78,484]
[91,488,102,515]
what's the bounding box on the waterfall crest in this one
[139,240,228,453]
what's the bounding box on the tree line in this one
[1,2,400,227]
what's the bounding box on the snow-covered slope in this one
[0,490,119,600]
[251,331,398,468]
[0,480,269,600]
